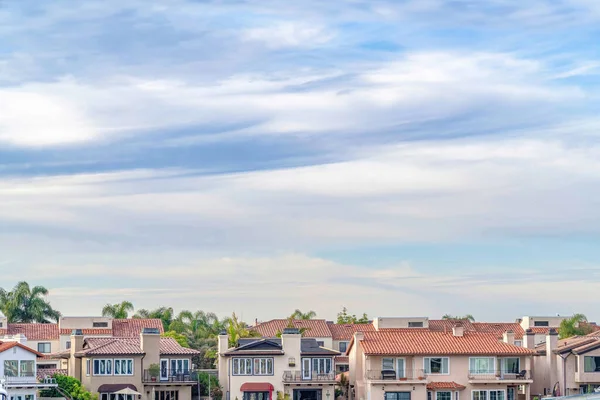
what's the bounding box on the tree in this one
[162,330,190,347]
[134,307,174,331]
[290,309,317,320]
[442,314,475,321]
[101,301,134,319]
[559,314,594,339]
[41,374,98,400]
[0,281,61,323]
[338,372,349,399]
[337,307,369,324]
[226,312,260,347]
[276,316,310,337]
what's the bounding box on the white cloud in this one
[242,22,334,49]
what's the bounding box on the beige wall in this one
[59,317,112,330]
[575,349,600,387]
[373,318,429,330]
[520,317,567,330]
[81,356,144,394]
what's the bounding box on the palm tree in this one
[0,282,61,323]
[102,301,134,319]
[133,307,174,331]
[276,316,310,337]
[290,309,317,320]
[442,314,475,321]
[559,313,593,339]
[226,312,260,347]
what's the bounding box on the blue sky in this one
[1,0,600,322]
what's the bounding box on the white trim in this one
[471,389,507,400]
[397,358,406,379]
[423,356,450,375]
[468,357,497,375]
[436,392,452,400]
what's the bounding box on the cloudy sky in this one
[1,0,600,323]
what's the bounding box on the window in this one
[428,393,432,400]
[382,358,395,370]
[437,392,452,400]
[243,393,270,400]
[472,392,487,400]
[253,358,274,375]
[170,359,190,374]
[86,360,90,376]
[154,391,179,400]
[317,341,325,347]
[473,391,504,400]
[312,358,333,374]
[103,395,134,400]
[20,360,34,377]
[584,357,600,372]
[232,358,252,375]
[513,340,522,347]
[385,393,411,400]
[66,341,72,349]
[38,342,51,353]
[507,387,515,400]
[502,358,520,374]
[408,322,424,328]
[339,341,349,353]
[93,359,113,375]
[338,365,349,372]
[534,321,549,327]
[114,359,134,375]
[93,322,109,327]
[469,358,495,374]
[489,391,505,400]
[424,357,449,374]
[4,361,18,377]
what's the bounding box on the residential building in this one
[53,328,199,400]
[0,335,57,400]
[218,328,340,400]
[348,318,535,400]
[327,323,375,374]
[253,320,335,349]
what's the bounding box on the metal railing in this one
[467,370,530,380]
[366,369,427,381]
[2,375,57,386]
[143,369,198,383]
[282,371,336,382]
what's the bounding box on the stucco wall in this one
[80,356,144,394]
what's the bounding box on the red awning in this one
[240,383,274,392]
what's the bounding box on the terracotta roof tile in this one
[7,323,59,340]
[472,323,525,339]
[59,328,113,335]
[335,356,349,364]
[253,319,332,338]
[327,323,375,340]
[429,320,476,332]
[111,319,164,337]
[358,331,535,356]
[0,341,44,357]
[78,337,200,356]
[427,382,466,391]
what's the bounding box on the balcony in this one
[2,375,57,388]
[282,371,337,383]
[467,370,532,383]
[366,369,428,383]
[143,369,198,384]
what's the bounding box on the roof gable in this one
[0,341,44,357]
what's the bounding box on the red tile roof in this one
[253,319,332,338]
[111,319,164,337]
[429,320,476,332]
[335,356,349,364]
[0,341,44,357]
[7,324,59,340]
[427,382,466,391]
[327,323,375,340]
[59,328,113,335]
[78,337,199,356]
[356,331,535,356]
[472,323,525,339]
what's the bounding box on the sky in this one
[1,0,600,323]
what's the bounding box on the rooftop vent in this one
[142,328,160,334]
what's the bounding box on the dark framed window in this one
[243,393,269,400]
[93,322,109,328]
[534,321,549,327]
[154,391,179,400]
[385,392,411,400]
[437,392,451,400]
[37,343,51,353]
[408,322,423,328]
[584,357,600,372]
[339,342,348,353]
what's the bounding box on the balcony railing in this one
[282,371,336,382]
[366,369,427,381]
[467,370,530,380]
[143,369,198,383]
[2,375,57,386]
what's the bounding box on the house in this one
[347,318,535,400]
[0,335,57,400]
[52,328,199,400]
[218,328,340,400]
[327,323,375,374]
[530,328,600,397]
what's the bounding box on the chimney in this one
[217,331,230,400]
[281,328,301,360]
[218,330,229,354]
[452,324,464,337]
[524,328,535,349]
[546,328,559,392]
[140,327,161,368]
[503,330,515,345]
[69,329,84,380]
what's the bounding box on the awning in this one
[240,383,274,392]
[426,382,466,391]
[98,384,139,393]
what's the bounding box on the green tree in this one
[0,281,61,323]
[134,307,174,331]
[337,307,369,324]
[290,309,317,320]
[101,301,134,319]
[559,314,594,339]
[442,314,475,321]
[162,330,190,347]
[41,374,98,400]
[226,312,260,347]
